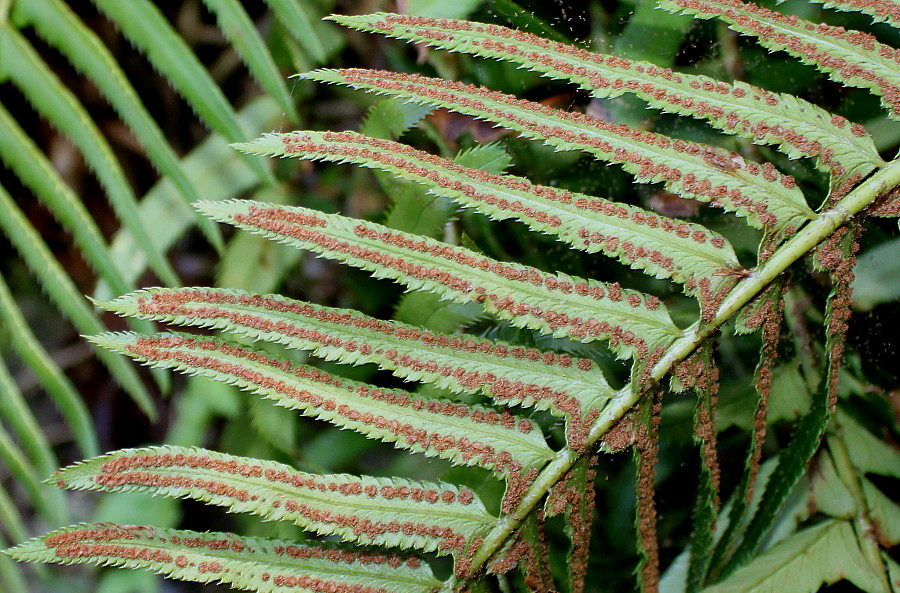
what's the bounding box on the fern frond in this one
[90,332,555,479]
[0,273,98,458]
[807,0,900,29]
[6,523,443,593]
[265,0,328,63]
[0,27,180,286]
[0,185,155,419]
[704,519,890,593]
[0,357,57,479]
[329,13,884,185]
[99,97,284,296]
[13,0,224,250]
[54,446,495,557]
[660,0,900,120]
[100,287,614,448]
[0,423,64,525]
[200,0,298,120]
[0,105,131,297]
[197,200,682,360]
[90,0,274,185]
[302,68,816,235]
[236,131,745,303]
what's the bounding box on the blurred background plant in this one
[0,1,897,592]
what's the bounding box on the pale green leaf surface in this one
[839,412,900,478]
[809,450,856,518]
[100,286,614,445]
[301,68,816,234]
[861,479,900,547]
[0,28,180,286]
[200,0,297,119]
[91,332,555,476]
[660,0,900,120]
[331,13,882,183]
[7,523,442,593]
[197,200,682,360]
[851,237,900,310]
[13,0,223,249]
[703,519,888,593]
[266,0,327,62]
[55,446,496,556]
[91,0,273,184]
[0,185,155,419]
[236,130,743,302]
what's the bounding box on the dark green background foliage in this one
[0,1,898,592]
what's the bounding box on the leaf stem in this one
[458,158,900,586]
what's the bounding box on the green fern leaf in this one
[98,97,284,297]
[265,0,328,63]
[236,131,744,304]
[302,68,816,235]
[201,0,298,120]
[54,446,495,557]
[0,425,63,525]
[99,287,614,447]
[197,200,682,360]
[0,273,98,458]
[0,28,180,286]
[660,0,900,120]
[0,356,57,479]
[0,185,155,420]
[705,519,890,593]
[329,13,884,185]
[13,0,224,250]
[6,523,443,593]
[0,105,131,297]
[90,332,555,479]
[90,0,274,185]
[806,0,900,29]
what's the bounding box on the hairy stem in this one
[457,158,900,587]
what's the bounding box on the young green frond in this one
[100,287,614,448]
[660,0,900,120]
[54,446,495,558]
[329,13,884,185]
[197,200,682,360]
[236,131,744,304]
[90,333,555,482]
[301,68,816,235]
[7,523,442,593]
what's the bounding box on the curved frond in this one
[198,200,682,360]
[201,0,298,120]
[90,332,555,478]
[660,0,900,120]
[0,185,155,418]
[7,523,443,593]
[55,446,495,557]
[90,0,274,184]
[236,131,744,303]
[100,287,615,448]
[0,28,180,286]
[806,0,900,29]
[329,13,884,185]
[13,0,223,249]
[302,68,816,235]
